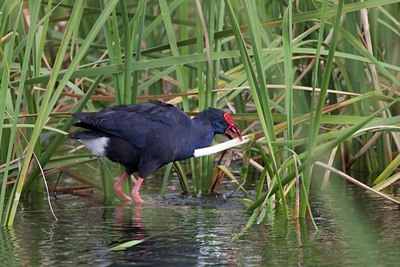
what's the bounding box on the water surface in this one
[1,175,400,266]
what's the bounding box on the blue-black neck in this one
[191,116,216,148]
[174,115,216,160]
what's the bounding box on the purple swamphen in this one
[70,102,242,203]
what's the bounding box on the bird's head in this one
[199,108,242,141]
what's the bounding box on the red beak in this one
[223,113,242,141]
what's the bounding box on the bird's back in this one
[72,102,191,149]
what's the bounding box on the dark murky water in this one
[1,174,400,266]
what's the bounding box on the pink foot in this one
[113,185,133,201]
[132,193,144,203]
[131,177,145,203]
[113,172,132,201]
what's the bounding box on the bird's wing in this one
[73,102,191,148]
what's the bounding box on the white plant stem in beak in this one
[194,134,254,157]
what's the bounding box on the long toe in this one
[113,185,133,201]
[131,191,144,203]
[113,172,132,201]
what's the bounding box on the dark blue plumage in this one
[70,102,242,202]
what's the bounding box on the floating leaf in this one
[110,239,144,251]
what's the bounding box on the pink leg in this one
[131,177,144,203]
[113,172,132,201]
